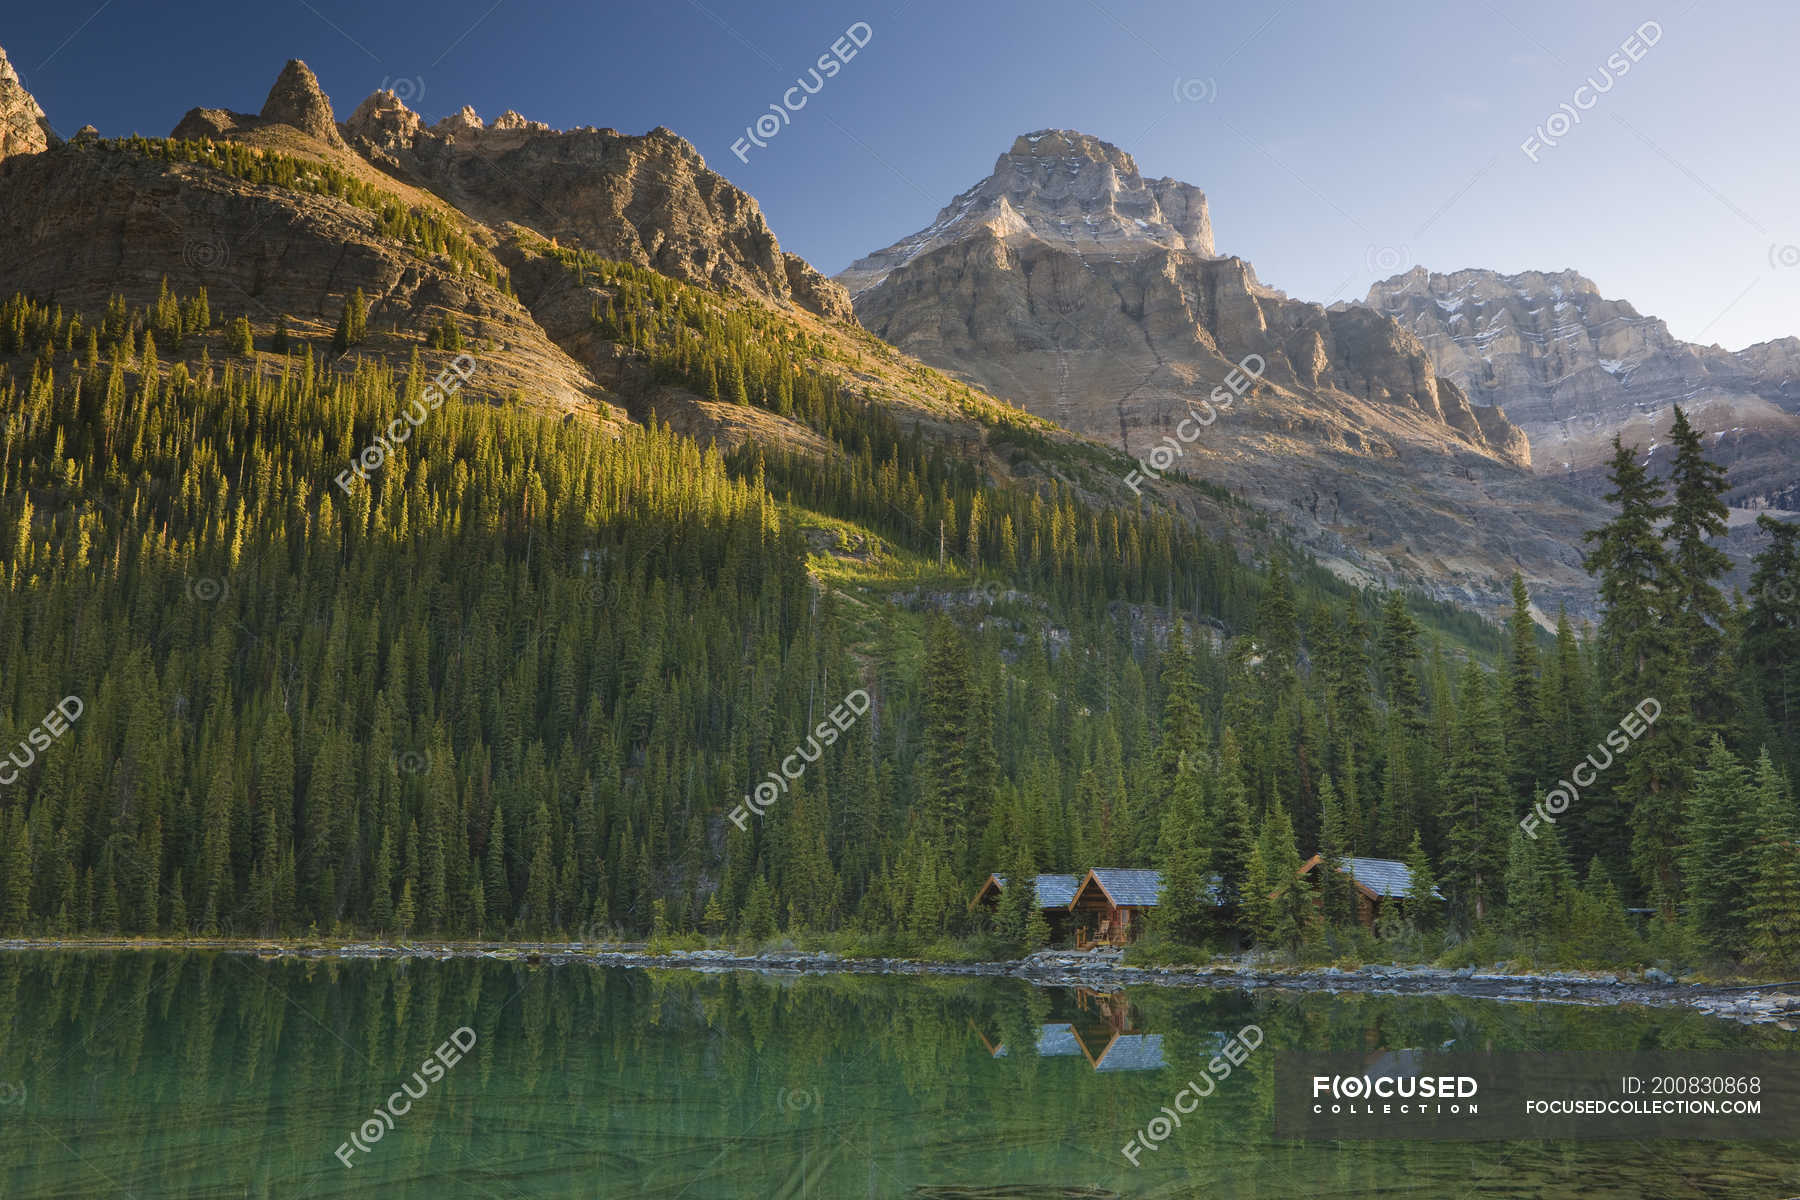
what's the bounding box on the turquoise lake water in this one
[0,952,1796,1197]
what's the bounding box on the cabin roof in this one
[1072,867,1223,909]
[1093,1033,1165,1072]
[993,872,1081,909]
[1299,854,1444,900]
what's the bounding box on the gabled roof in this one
[1070,867,1224,909]
[1093,1033,1165,1072]
[992,1023,1090,1059]
[1298,854,1445,900]
[969,872,1081,911]
[997,872,1081,908]
[1077,868,1164,907]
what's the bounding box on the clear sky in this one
[6,0,1797,350]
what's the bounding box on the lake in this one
[0,951,1796,1197]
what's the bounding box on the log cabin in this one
[1293,854,1444,929]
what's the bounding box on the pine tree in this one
[1246,800,1313,952]
[997,834,1037,945]
[1584,436,1690,913]
[740,875,777,943]
[1209,729,1255,914]
[1681,736,1754,956]
[1504,573,1545,796]
[1255,558,1300,679]
[1663,407,1734,738]
[1403,831,1439,933]
[1567,857,1637,967]
[332,289,367,354]
[226,316,254,356]
[1316,777,1356,927]
[1156,758,1211,944]
[702,891,726,935]
[1745,517,1800,776]
[0,812,30,930]
[1441,663,1511,925]
[1745,749,1800,974]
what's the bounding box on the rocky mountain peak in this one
[1001,128,1139,174]
[837,129,1213,296]
[343,88,421,152]
[1368,265,1607,311]
[260,59,343,145]
[0,43,57,162]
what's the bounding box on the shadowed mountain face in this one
[839,130,1611,618]
[1367,266,1800,543]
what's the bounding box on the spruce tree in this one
[1681,736,1754,956]
[1246,800,1313,952]
[1156,758,1211,945]
[1403,831,1439,933]
[1567,857,1637,967]
[1746,749,1800,974]
[1316,777,1357,927]
[1663,407,1734,737]
[1504,572,1545,797]
[997,834,1036,946]
[1440,663,1511,925]
[226,315,253,356]
[1584,436,1690,913]
[1745,517,1800,776]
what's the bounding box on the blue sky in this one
[7,0,1798,350]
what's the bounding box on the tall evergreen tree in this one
[1503,572,1546,797]
[1663,407,1734,738]
[1440,663,1511,925]
[1584,436,1691,914]
[1746,749,1800,974]
[1681,736,1755,956]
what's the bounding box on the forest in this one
[0,276,1795,979]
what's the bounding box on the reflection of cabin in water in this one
[973,988,1164,1070]
[966,872,1078,940]
[1291,855,1444,929]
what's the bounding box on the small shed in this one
[1295,854,1444,928]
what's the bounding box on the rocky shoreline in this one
[6,938,1800,1028]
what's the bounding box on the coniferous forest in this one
[0,277,1797,979]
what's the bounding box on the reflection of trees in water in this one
[0,955,1796,1197]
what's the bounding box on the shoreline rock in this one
[4,938,1797,1028]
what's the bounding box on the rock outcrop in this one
[341,91,853,322]
[171,58,348,148]
[1,56,869,433]
[0,44,55,162]
[837,131,1604,615]
[259,59,345,147]
[1367,266,1800,513]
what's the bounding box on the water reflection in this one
[980,988,1166,1071]
[0,952,1793,1198]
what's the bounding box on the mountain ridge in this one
[1366,264,1800,519]
[836,129,1618,617]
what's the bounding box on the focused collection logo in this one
[1311,1072,1480,1118]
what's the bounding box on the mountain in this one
[0,44,55,161]
[838,130,1607,617]
[1366,266,1800,518]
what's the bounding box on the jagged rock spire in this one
[260,59,343,146]
[0,43,57,162]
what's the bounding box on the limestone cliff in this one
[838,131,1606,615]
